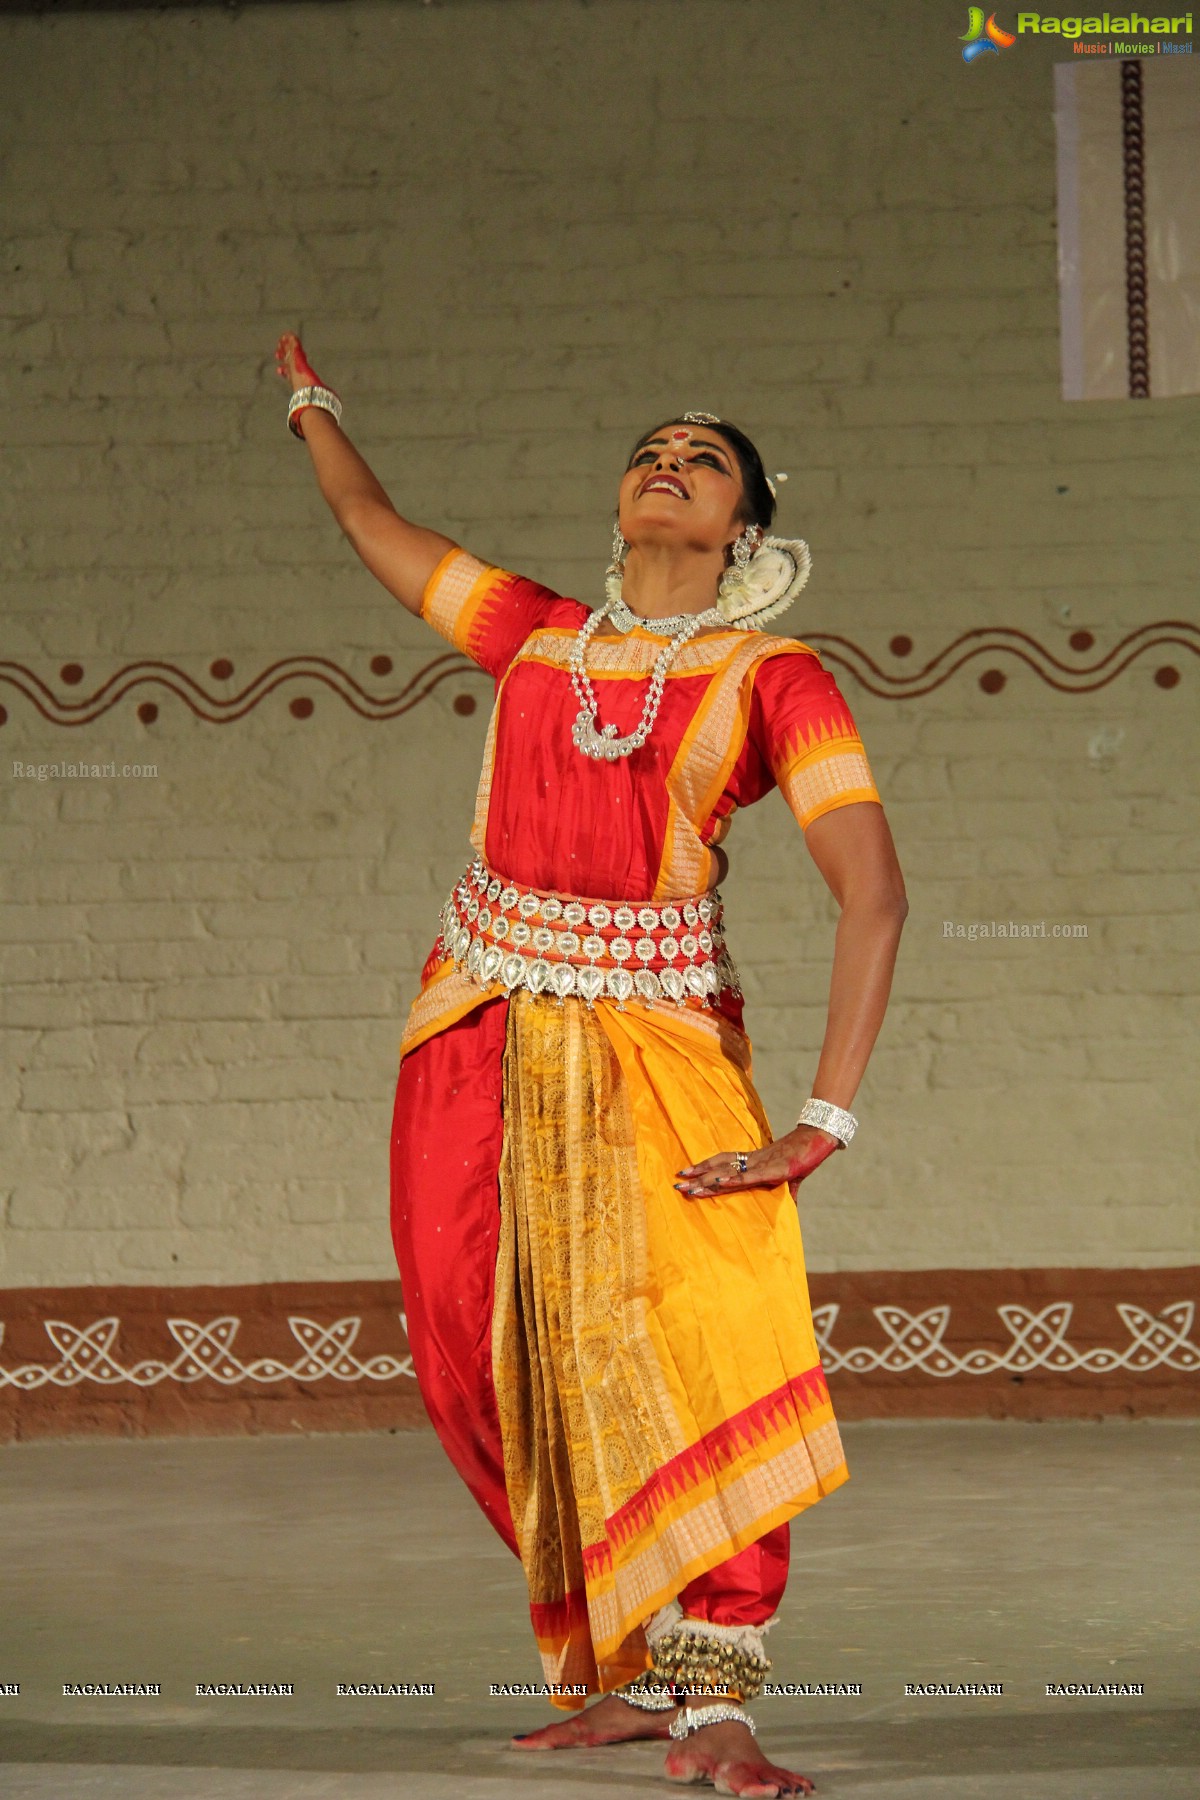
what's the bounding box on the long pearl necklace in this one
[569,594,723,762]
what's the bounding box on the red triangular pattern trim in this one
[582,1363,829,1578]
[776,716,861,763]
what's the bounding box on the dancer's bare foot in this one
[509,1690,679,1750]
[664,1718,815,1797]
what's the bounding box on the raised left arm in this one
[676,801,908,1199]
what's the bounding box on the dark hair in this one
[626,416,777,532]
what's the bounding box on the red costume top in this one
[400,548,880,1057]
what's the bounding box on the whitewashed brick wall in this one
[1,1,1196,1285]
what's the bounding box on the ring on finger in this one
[733,1151,749,1175]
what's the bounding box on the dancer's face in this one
[617,423,748,559]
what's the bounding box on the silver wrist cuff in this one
[796,1096,858,1146]
[287,384,343,438]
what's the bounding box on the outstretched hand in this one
[675,1125,841,1201]
[275,330,324,393]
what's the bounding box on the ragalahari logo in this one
[960,7,1018,58]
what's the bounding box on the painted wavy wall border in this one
[0,1300,1195,1393]
[0,622,1195,727]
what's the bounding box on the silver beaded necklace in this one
[568,594,723,762]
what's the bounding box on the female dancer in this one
[276,331,907,1798]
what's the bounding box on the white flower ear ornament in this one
[715,486,812,630]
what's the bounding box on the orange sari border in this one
[589,1458,850,1671]
[529,1583,593,1649]
[530,1589,650,1708]
[397,956,503,1061]
[582,1362,833,1580]
[530,1450,851,1706]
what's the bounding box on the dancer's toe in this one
[665,1721,815,1796]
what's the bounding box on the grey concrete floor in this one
[0,1421,1195,1799]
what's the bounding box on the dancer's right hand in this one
[275,330,324,393]
[675,1124,840,1202]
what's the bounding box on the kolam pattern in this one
[0,1313,416,1390]
[1,1299,1195,1391]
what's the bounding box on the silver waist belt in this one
[438,856,742,1009]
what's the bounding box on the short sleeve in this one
[420,547,566,681]
[750,646,881,831]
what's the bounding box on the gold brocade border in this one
[655,639,798,897]
[779,747,880,832]
[420,548,496,653]
[397,959,502,1060]
[470,687,503,857]
[513,628,772,679]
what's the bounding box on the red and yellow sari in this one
[390,549,881,1708]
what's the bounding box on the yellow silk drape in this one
[492,990,848,1709]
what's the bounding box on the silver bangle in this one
[668,1700,757,1740]
[287,384,343,439]
[796,1096,858,1146]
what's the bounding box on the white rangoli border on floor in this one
[0,1302,1195,1392]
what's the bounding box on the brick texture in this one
[0,1,1197,1289]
